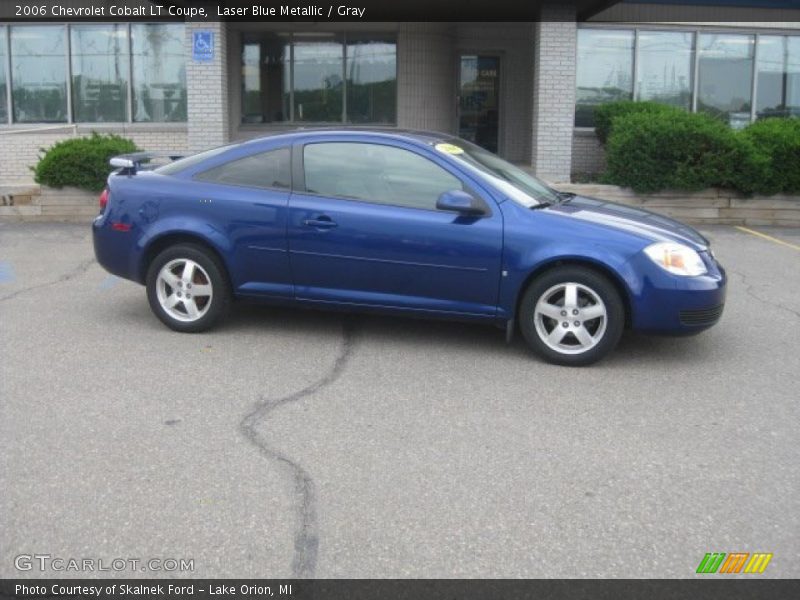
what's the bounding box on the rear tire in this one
[519,266,625,366]
[146,244,231,333]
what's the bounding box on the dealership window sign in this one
[192,31,214,62]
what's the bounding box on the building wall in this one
[574,7,800,179]
[571,130,605,176]
[230,23,534,163]
[530,4,578,182]
[7,12,799,186]
[0,126,188,183]
[185,22,229,152]
[396,23,456,134]
[0,20,537,181]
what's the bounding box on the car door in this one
[287,139,503,316]
[190,145,294,298]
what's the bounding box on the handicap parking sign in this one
[192,31,214,62]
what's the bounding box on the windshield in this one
[433,138,561,207]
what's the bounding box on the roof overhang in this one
[576,0,624,20]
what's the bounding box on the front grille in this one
[680,304,724,326]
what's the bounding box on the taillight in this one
[99,188,109,210]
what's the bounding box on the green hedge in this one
[603,110,766,193]
[740,117,800,194]
[599,101,800,195]
[593,100,682,145]
[33,132,139,192]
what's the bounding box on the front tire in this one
[519,266,625,366]
[146,244,231,333]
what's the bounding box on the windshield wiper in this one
[556,191,576,202]
[531,191,575,209]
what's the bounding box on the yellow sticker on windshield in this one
[434,143,464,155]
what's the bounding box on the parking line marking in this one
[99,275,120,290]
[734,226,800,252]
[0,261,16,283]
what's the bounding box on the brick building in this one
[1,1,799,184]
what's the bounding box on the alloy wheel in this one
[533,282,607,355]
[155,258,214,322]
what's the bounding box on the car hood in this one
[543,195,709,249]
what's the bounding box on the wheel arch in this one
[515,258,634,328]
[139,232,232,290]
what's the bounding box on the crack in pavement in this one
[239,319,358,577]
[729,270,800,320]
[0,258,96,303]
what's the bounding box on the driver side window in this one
[303,142,464,210]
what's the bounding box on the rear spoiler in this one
[109,152,185,174]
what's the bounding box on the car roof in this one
[237,127,451,148]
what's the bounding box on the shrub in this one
[33,132,139,192]
[603,110,768,194]
[593,100,682,145]
[740,117,800,194]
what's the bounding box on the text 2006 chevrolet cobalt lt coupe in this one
[93,130,726,365]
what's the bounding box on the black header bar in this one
[4,1,545,23]
[2,579,800,600]
[3,0,798,23]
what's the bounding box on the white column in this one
[531,3,577,182]
[185,21,230,152]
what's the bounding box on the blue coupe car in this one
[93,129,726,365]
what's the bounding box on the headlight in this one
[643,242,707,277]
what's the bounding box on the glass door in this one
[458,55,500,153]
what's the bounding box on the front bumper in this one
[627,250,727,334]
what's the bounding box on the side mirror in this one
[436,190,488,216]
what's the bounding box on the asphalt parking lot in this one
[1,222,798,579]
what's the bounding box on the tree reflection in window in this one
[132,23,186,123]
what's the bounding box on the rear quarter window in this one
[194,147,291,190]
[155,144,235,176]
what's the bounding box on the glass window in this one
[10,25,68,123]
[0,27,7,123]
[346,34,396,123]
[697,33,754,129]
[195,148,291,189]
[71,24,129,123]
[241,33,290,123]
[131,23,186,122]
[458,55,501,153]
[156,144,236,176]
[757,35,800,119]
[790,36,800,119]
[242,42,260,121]
[635,31,694,110]
[304,143,463,210]
[293,35,344,122]
[242,33,397,125]
[575,29,634,127]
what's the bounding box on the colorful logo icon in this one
[696,552,773,574]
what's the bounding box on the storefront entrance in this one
[458,55,500,153]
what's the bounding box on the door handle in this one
[303,216,337,229]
